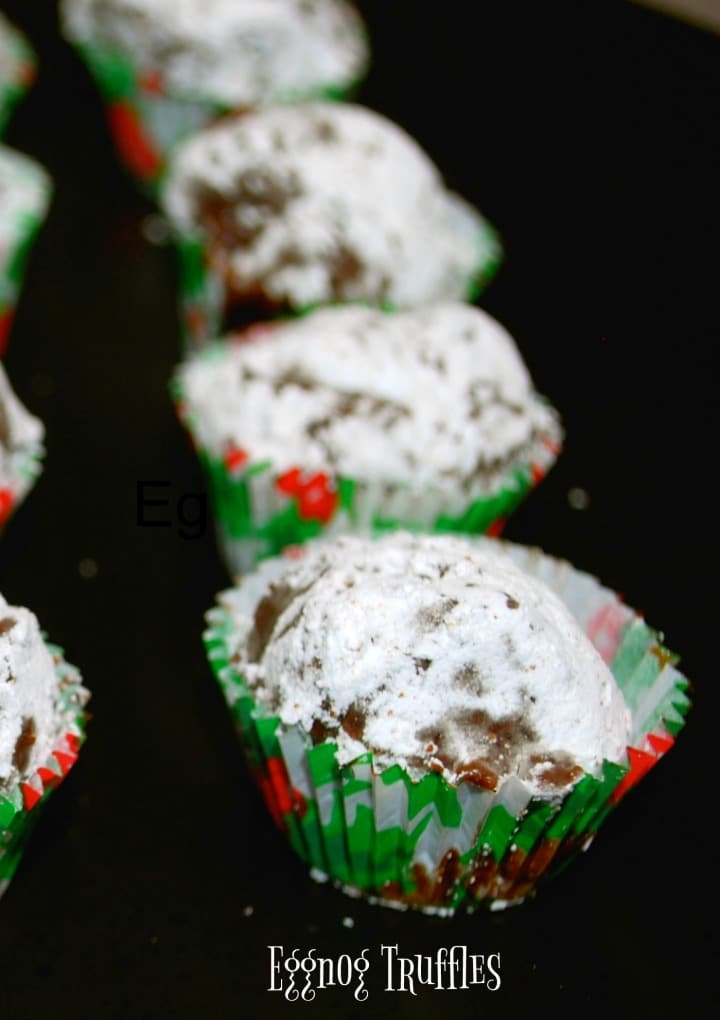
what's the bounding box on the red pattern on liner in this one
[20,782,42,811]
[276,468,338,523]
[610,730,674,804]
[224,444,249,474]
[107,102,162,180]
[486,517,506,538]
[0,488,15,526]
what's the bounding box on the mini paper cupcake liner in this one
[0,643,89,900]
[73,42,366,194]
[0,18,36,138]
[0,148,52,358]
[174,217,503,350]
[173,372,559,575]
[203,539,690,914]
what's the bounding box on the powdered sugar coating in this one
[163,103,497,310]
[178,303,560,496]
[0,363,44,494]
[220,533,631,794]
[0,597,67,788]
[61,0,368,107]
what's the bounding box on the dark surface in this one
[0,1,717,1016]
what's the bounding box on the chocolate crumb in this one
[328,244,365,297]
[528,753,584,790]
[13,717,36,775]
[341,702,367,741]
[416,598,459,630]
[310,719,330,745]
[456,758,500,791]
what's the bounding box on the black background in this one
[0,1,717,1016]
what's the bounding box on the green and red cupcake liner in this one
[0,643,89,900]
[174,371,559,575]
[72,43,368,194]
[204,538,690,913]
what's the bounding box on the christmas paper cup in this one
[0,14,36,138]
[172,303,559,575]
[187,443,555,577]
[204,537,690,914]
[0,643,89,901]
[161,101,502,348]
[0,147,52,357]
[0,361,45,531]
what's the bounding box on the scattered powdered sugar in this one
[163,103,495,309]
[62,0,368,106]
[0,597,66,788]
[219,533,631,795]
[178,303,560,495]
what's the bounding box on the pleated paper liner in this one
[204,538,690,914]
[0,148,52,358]
[0,643,89,900]
[0,17,36,138]
[72,43,369,195]
[173,215,502,350]
[173,383,557,576]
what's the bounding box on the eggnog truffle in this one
[177,302,560,501]
[163,103,499,312]
[0,597,78,791]
[219,532,632,795]
[61,0,368,108]
[0,363,44,524]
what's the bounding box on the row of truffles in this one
[0,595,89,899]
[1,16,87,905]
[45,0,689,918]
[60,1,500,336]
[139,4,690,914]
